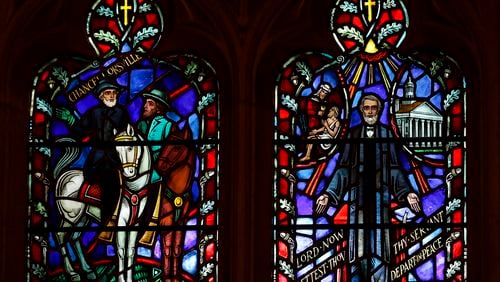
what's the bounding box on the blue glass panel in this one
[163,72,185,92]
[416,75,432,98]
[416,260,435,281]
[127,97,143,123]
[382,60,395,80]
[365,83,387,100]
[80,69,100,81]
[104,57,118,67]
[428,178,444,189]
[322,70,339,88]
[188,113,200,140]
[350,111,362,127]
[300,87,313,97]
[296,194,313,216]
[121,43,131,53]
[422,187,445,216]
[312,75,322,90]
[130,69,155,97]
[297,181,306,191]
[138,247,152,257]
[296,235,314,253]
[172,88,197,117]
[76,94,99,115]
[324,154,339,178]
[430,93,443,111]
[166,111,181,122]
[182,250,198,275]
[191,181,200,202]
[184,230,198,250]
[410,64,425,79]
[297,168,314,179]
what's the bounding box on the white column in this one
[432,120,437,147]
[426,120,431,147]
[409,118,413,147]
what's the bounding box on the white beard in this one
[364,116,377,125]
[102,99,117,108]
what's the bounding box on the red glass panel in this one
[452,210,463,224]
[32,152,44,170]
[376,11,391,29]
[201,80,215,92]
[205,242,215,260]
[146,13,159,25]
[278,240,289,259]
[205,103,217,117]
[279,108,290,119]
[205,179,216,199]
[333,204,348,224]
[34,112,46,124]
[141,39,155,49]
[352,16,364,31]
[206,118,217,136]
[278,119,291,133]
[279,177,288,195]
[343,40,357,50]
[97,43,111,54]
[206,212,215,225]
[280,79,294,94]
[278,148,289,167]
[391,9,404,21]
[207,149,216,169]
[452,240,463,259]
[336,14,351,25]
[452,148,463,166]
[386,35,399,45]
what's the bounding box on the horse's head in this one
[114,124,142,178]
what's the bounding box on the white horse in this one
[53,124,152,282]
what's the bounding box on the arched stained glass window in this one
[27,1,219,281]
[273,1,467,281]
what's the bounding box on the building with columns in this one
[394,78,443,148]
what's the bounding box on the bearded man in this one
[56,80,130,223]
[315,94,421,281]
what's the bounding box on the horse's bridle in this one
[114,134,141,171]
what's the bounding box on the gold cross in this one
[364,0,376,22]
[120,0,132,26]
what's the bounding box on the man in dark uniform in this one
[56,80,130,224]
[316,94,421,281]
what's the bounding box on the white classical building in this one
[394,78,443,148]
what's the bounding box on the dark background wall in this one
[0,1,498,281]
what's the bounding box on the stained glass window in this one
[27,1,219,281]
[274,1,467,281]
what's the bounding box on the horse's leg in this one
[172,230,185,282]
[160,198,175,281]
[126,230,138,282]
[116,202,130,282]
[172,202,189,281]
[116,230,127,282]
[55,228,81,282]
[74,239,97,279]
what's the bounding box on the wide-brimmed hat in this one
[142,89,169,107]
[94,80,120,95]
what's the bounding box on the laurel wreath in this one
[93,30,120,48]
[377,22,403,44]
[133,26,159,47]
[337,26,364,45]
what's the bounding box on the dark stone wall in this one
[0,1,497,281]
